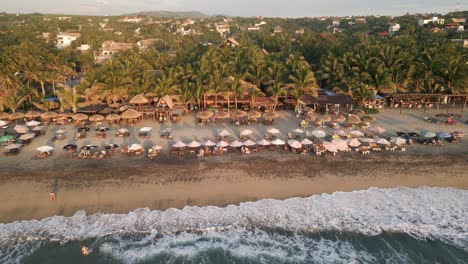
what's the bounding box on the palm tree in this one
[0,90,28,113]
[268,81,287,111]
[207,70,227,107]
[177,80,193,106]
[155,71,177,96]
[246,63,266,89]
[230,77,243,110]
[192,79,205,110]
[36,70,49,96]
[56,86,81,113]
[289,65,318,98]
[99,71,133,104]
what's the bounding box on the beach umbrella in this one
[376,138,391,145]
[311,129,326,138]
[26,120,41,127]
[129,94,149,105]
[267,128,280,134]
[32,126,46,132]
[203,140,216,147]
[105,144,120,150]
[361,115,376,123]
[37,145,54,152]
[55,129,66,134]
[214,111,230,119]
[436,132,451,139]
[89,114,105,122]
[63,144,77,150]
[139,127,153,133]
[41,111,58,120]
[359,138,375,143]
[332,139,348,151]
[240,129,253,136]
[353,109,366,116]
[229,140,243,147]
[81,145,98,150]
[369,127,386,134]
[187,140,202,148]
[349,130,365,137]
[346,138,361,147]
[219,129,230,137]
[262,112,279,120]
[108,103,120,108]
[243,139,256,146]
[25,111,41,119]
[323,141,338,152]
[57,112,73,118]
[4,143,22,150]
[257,139,271,146]
[196,111,214,120]
[335,115,346,122]
[162,128,173,133]
[119,105,132,112]
[271,138,286,145]
[421,131,436,138]
[391,137,406,145]
[334,129,348,137]
[301,138,313,145]
[172,141,186,148]
[117,128,128,133]
[129,144,144,151]
[0,112,10,119]
[9,112,25,120]
[72,113,89,121]
[0,135,14,142]
[347,114,361,124]
[14,125,29,134]
[152,145,162,150]
[19,133,35,140]
[121,109,141,119]
[106,114,121,121]
[0,120,7,127]
[217,140,230,148]
[319,115,331,123]
[231,110,247,119]
[292,128,304,134]
[247,111,262,119]
[288,139,302,149]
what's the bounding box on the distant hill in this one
[123,11,210,18]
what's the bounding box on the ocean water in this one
[0,187,467,264]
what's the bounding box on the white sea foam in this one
[0,186,467,263]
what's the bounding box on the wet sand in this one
[0,152,467,223]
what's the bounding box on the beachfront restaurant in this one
[300,89,354,114]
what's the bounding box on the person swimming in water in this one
[81,246,89,256]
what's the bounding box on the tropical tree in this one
[99,71,133,104]
[155,71,177,96]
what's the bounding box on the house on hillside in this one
[119,17,143,23]
[216,23,230,36]
[137,38,162,50]
[56,32,81,49]
[418,17,445,26]
[100,41,134,56]
[247,26,260,31]
[221,38,240,48]
[389,23,400,34]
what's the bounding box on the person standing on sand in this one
[81,246,89,256]
[49,192,55,201]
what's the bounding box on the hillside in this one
[123,11,209,18]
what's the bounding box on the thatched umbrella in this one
[41,111,58,120]
[353,109,366,116]
[89,114,105,122]
[335,115,346,122]
[247,111,262,119]
[106,114,121,121]
[121,109,142,119]
[361,115,376,123]
[119,105,132,112]
[196,111,214,120]
[57,112,73,118]
[262,112,279,120]
[9,112,25,120]
[214,111,230,119]
[0,112,9,119]
[73,113,89,121]
[319,115,331,123]
[231,110,247,119]
[108,103,120,109]
[347,114,361,124]
[129,94,149,105]
[25,111,41,119]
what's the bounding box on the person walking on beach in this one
[81,246,89,256]
[49,192,55,201]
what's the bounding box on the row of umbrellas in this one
[197,111,280,120]
[0,109,143,122]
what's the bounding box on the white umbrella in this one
[391,137,406,145]
[0,120,7,127]
[370,127,386,134]
[26,120,41,127]
[187,140,201,148]
[55,129,66,134]
[243,139,257,146]
[346,138,361,147]
[288,139,302,149]
[334,130,348,137]
[421,131,436,138]
[152,145,163,150]
[14,125,29,134]
[349,130,365,137]
[217,140,229,148]
[311,129,326,138]
[32,126,46,132]
[118,128,129,133]
[139,127,153,132]
[37,145,54,152]
[4,143,22,150]
[19,133,35,140]
[172,141,186,148]
[229,140,243,147]
[240,129,253,136]
[359,138,375,143]
[323,141,338,152]
[129,144,144,151]
[267,128,280,134]
[300,138,313,145]
[257,139,271,146]
[219,129,230,137]
[292,128,304,134]
[332,139,348,151]
[203,140,216,147]
[271,138,286,145]
[376,138,391,145]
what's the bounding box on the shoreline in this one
[1,153,467,223]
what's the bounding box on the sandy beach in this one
[0,108,467,223]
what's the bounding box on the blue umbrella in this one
[436,132,451,138]
[421,131,436,138]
